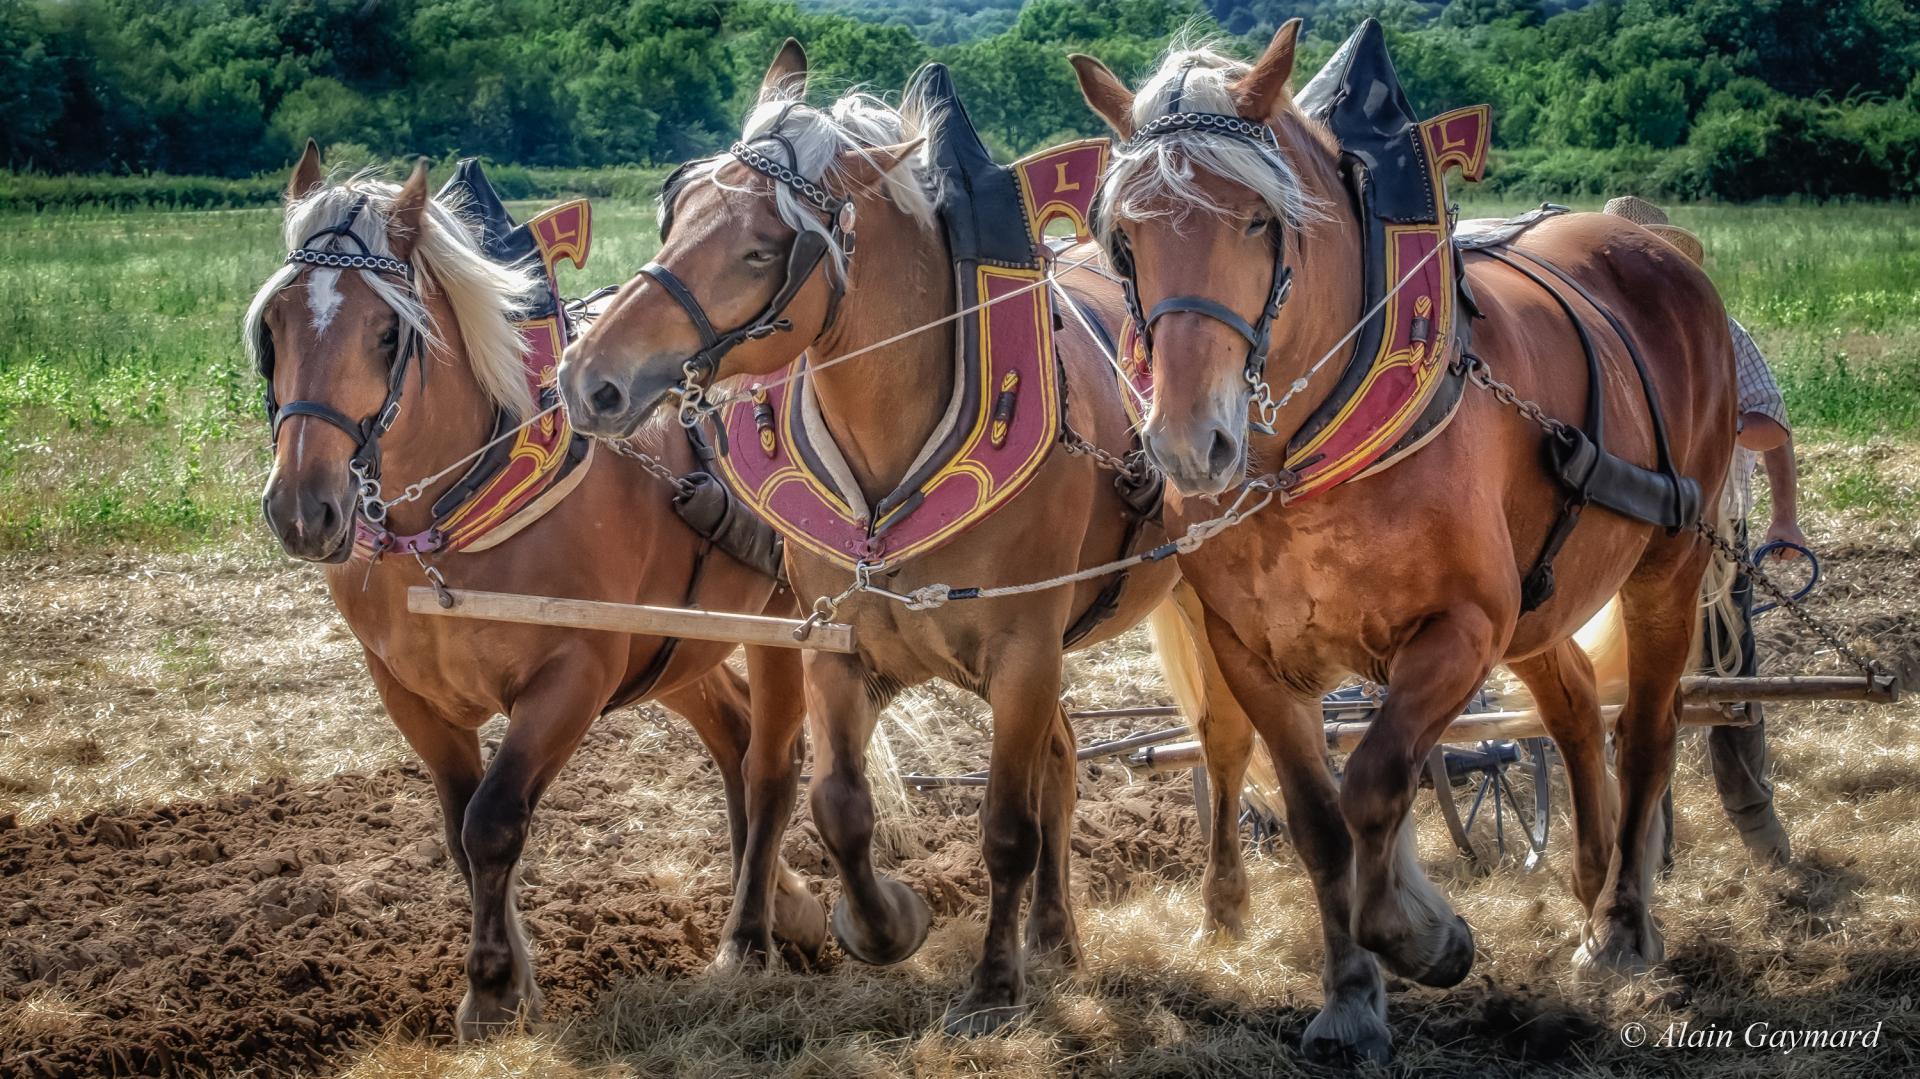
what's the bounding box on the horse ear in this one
[1232,18,1302,120]
[834,138,925,190]
[760,38,809,102]
[1070,54,1134,138]
[388,157,430,259]
[288,139,324,202]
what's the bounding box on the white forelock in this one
[242,171,542,418]
[665,87,935,282]
[1096,44,1322,244]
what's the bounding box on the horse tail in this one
[1490,596,1631,710]
[1576,595,1632,705]
[1693,459,1745,677]
[1147,591,1284,818]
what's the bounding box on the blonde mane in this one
[663,86,935,281]
[243,172,541,419]
[1096,43,1323,245]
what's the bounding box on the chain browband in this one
[1131,111,1281,151]
[1105,110,1296,435]
[285,247,415,280]
[728,140,845,215]
[646,127,857,427]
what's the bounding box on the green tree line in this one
[3,0,1916,203]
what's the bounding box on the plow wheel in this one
[1423,737,1554,870]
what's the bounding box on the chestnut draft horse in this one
[246,149,822,1039]
[560,43,1182,1032]
[1072,23,1735,1061]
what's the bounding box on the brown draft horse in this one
[1073,23,1735,1061]
[246,149,821,1039]
[560,43,1182,1032]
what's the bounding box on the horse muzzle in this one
[261,475,355,563]
[1145,417,1247,499]
[556,351,679,439]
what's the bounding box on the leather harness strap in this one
[1470,244,1696,611]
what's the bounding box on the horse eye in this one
[1245,215,1271,237]
[379,324,399,348]
[744,249,778,266]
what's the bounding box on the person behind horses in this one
[1605,194,1802,865]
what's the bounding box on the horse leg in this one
[807,652,932,967]
[945,645,1064,1035]
[1577,549,1704,977]
[456,665,605,1041]
[368,657,483,885]
[1509,640,1616,913]
[1196,606,1389,1063]
[1155,589,1252,939]
[691,646,824,973]
[1342,608,1495,988]
[1023,703,1082,967]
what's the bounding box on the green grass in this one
[0,198,663,552]
[1,195,1914,552]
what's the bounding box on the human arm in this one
[1759,434,1805,557]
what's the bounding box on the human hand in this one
[1762,518,1809,559]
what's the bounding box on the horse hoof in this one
[830,878,932,966]
[773,882,829,963]
[1417,915,1475,987]
[1376,914,1475,988]
[707,936,774,976]
[1573,928,1662,983]
[1302,1001,1392,1065]
[1024,916,1083,970]
[1194,911,1247,945]
[942,998,1030,1036]
[456,983,542,1043]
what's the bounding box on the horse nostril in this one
[1207,429,1239,477]
[588,378,627,417]
[317,497,339,537]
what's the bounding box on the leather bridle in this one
[263,194,424,534]
[647,125,856,425]
[1101,105,1296,435]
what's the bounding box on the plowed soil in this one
[0,699,1199,1077]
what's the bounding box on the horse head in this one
[245,145,539,561]
[558,39,928,438]
[1073,21,1358,497]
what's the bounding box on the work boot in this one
[1733,808,1792,867]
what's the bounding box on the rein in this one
[791,237,1447,636]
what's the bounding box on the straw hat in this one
[1603,195,1704,265]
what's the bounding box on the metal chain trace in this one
[1464,356,1888,683]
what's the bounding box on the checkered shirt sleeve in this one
[1730,318,1790,431]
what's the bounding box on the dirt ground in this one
[1,527,1916,1077]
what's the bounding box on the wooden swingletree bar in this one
[407,587,858,654]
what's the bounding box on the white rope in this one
[377,403,560,510]
[1047,261,1151,414]
[705,250,1109,410]
[898,475,1283,611]
[814,235,1457,621]
[1264,238,1447,415]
